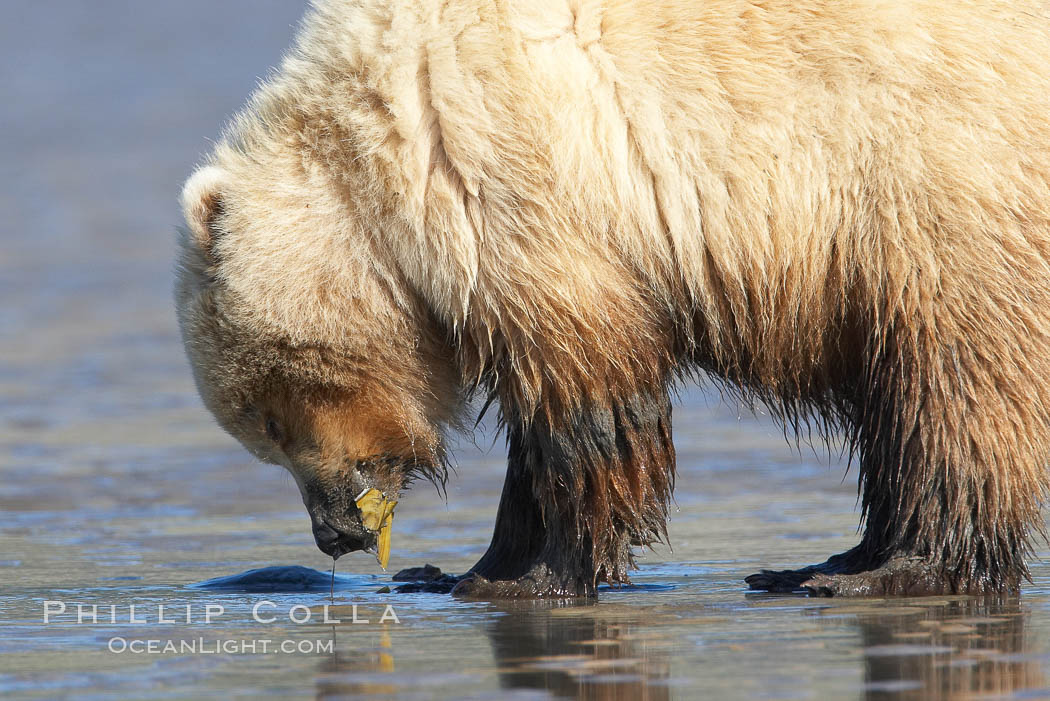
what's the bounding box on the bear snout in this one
[307,503,376,559]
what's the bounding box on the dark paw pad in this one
[391,564,463,593]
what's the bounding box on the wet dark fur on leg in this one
[451,389,675,598]
[748,315,1044,596]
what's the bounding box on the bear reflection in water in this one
[313,601,673,700]
[846,599,1044,699]
[310,599,1042,700]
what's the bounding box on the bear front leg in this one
[454,388,677,598]
[391,421,552,594]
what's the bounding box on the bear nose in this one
[311,520,359,558]
[307,505,375,559]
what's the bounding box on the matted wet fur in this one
[176,0,1050,597]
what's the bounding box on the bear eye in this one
[265,418,284,444]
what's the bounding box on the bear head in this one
[175,145,462,562]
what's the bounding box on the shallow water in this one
[4,2,1050,699]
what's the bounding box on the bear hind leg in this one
[749,321,1049,597]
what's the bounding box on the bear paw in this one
[748,555,1003,597]
[451,564,592,600]
[801,557,969,597]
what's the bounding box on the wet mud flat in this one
[4,396,1050,700]
[5,546,1050,699]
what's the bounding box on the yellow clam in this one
[354,488,397,570]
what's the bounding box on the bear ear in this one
[180,165,229,260]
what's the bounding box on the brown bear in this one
[176,0,1050,597]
